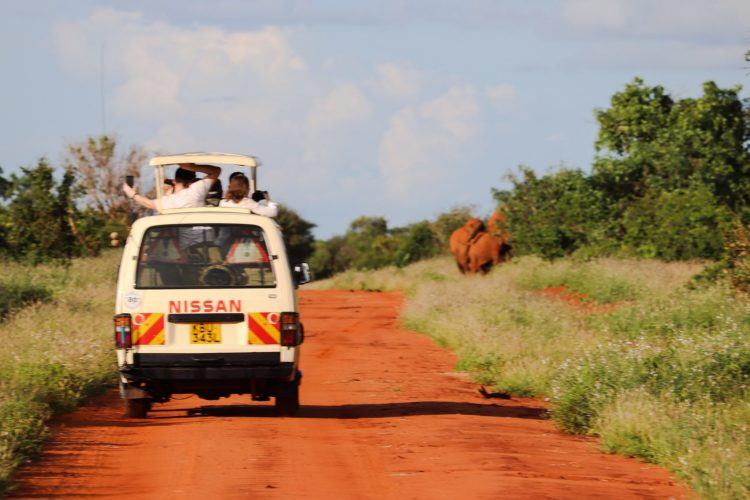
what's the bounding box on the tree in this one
[396,221,439,266]
[64,135,147,224]
[275,205,316,264]
[309,235,352,278]
[0,159,105,262]
[593,79,750,210]
[431,205,475,247]
[494,167,608,259]
[495,78,750,261]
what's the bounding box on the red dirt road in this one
[12,290,686,499]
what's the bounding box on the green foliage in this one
[310,214,446,278]
[708,222,750,295]
[620,186,731,260]
[430,205,474,246]
[516,257,637,303]
[275,205,316,264]
[0,284,51,320]
[395,221,440,266]
[496,79,750,262]
[495,167,607,259]
[0,160,105,263]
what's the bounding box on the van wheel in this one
[274,380,299,417]
[124,398,150,418]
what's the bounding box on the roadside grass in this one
[0,251,120,494]
[315,256,749,498]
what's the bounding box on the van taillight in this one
[280,312,302,346]
[114,314,132,349]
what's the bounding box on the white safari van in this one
[114,153,309,418]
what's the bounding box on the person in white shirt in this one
[219,173,278,217]
[122,162,221,211]
[123,163,222,251]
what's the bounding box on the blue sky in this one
[1,1,748,237]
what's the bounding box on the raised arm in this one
[122,182,157,209]
[179,163,221,180]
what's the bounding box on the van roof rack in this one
[149,153,259,168]
[149,152,261,209]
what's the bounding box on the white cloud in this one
[307,83,372,129]
[50,7,520,232]
[560,0,750,40]
[486,84,518,112]
[372,62,424,98]
[377,85,481,198]
[302,83,373,166]
[54,8,307,124]
[571,40,748,71]
[555,0,750,70]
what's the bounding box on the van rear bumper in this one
[120,352,293,381]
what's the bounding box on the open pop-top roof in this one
[149,152,259,168]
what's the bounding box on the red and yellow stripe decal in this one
[132,313,165,345]
[248,312,280,344]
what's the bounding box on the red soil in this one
[10,290,685,499]
[537,286,624,314]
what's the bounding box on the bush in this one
[310,213,450,278]
[495,167,607,259]
[0,161,104,263]
[395,222,439,266]
[621,186,730,260]
[0,284,51,320]
[276,205,316,264]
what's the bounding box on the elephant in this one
[487,210,506,240]
[449,218,484,273]
[467,231,502,274]
[486,210,512,263]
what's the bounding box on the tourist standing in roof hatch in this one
[122,163,221,211]
[219,172,278,217]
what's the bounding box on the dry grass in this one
[0,251,120,493]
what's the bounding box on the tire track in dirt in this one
[10,290,687,499]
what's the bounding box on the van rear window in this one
[136,224,276,288]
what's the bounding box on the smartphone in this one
[125,175,135,188]
[164,179,174,186]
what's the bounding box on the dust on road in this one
[11,290,687,499]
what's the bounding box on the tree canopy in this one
[495,78,750,261]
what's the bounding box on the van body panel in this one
[115,209,302,403]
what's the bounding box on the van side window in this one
[136,224,276,288]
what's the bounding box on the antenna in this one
[100,42,107,135]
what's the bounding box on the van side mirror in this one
[293,263,312,286]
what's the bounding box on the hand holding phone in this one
[125,175,135,188]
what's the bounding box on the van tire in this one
[274,380,299,417]
[125,398,150,418]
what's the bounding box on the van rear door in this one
[130,223,291,354]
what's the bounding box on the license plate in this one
[190,323,222,344]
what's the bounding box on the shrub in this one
[0,284,51,320]
[494,167,607,259]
